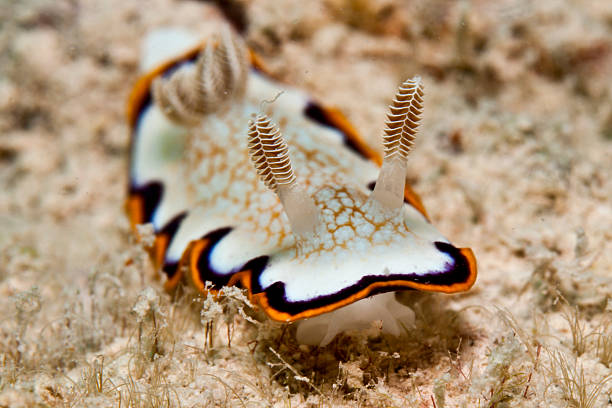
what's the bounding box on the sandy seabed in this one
[1,0,612,407]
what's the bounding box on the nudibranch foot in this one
[295,292,415,347]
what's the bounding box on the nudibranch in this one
[126,26,477,346]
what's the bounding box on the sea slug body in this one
[126,26,477,346]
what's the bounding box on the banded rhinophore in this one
[126,26,476,345]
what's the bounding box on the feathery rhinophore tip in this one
[370,76,425,212]
[152,25,249,125]
[247,115,296,191]
[247,114,319,237]
[382,76,424,161]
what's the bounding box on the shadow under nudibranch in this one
[255,292,478,395]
